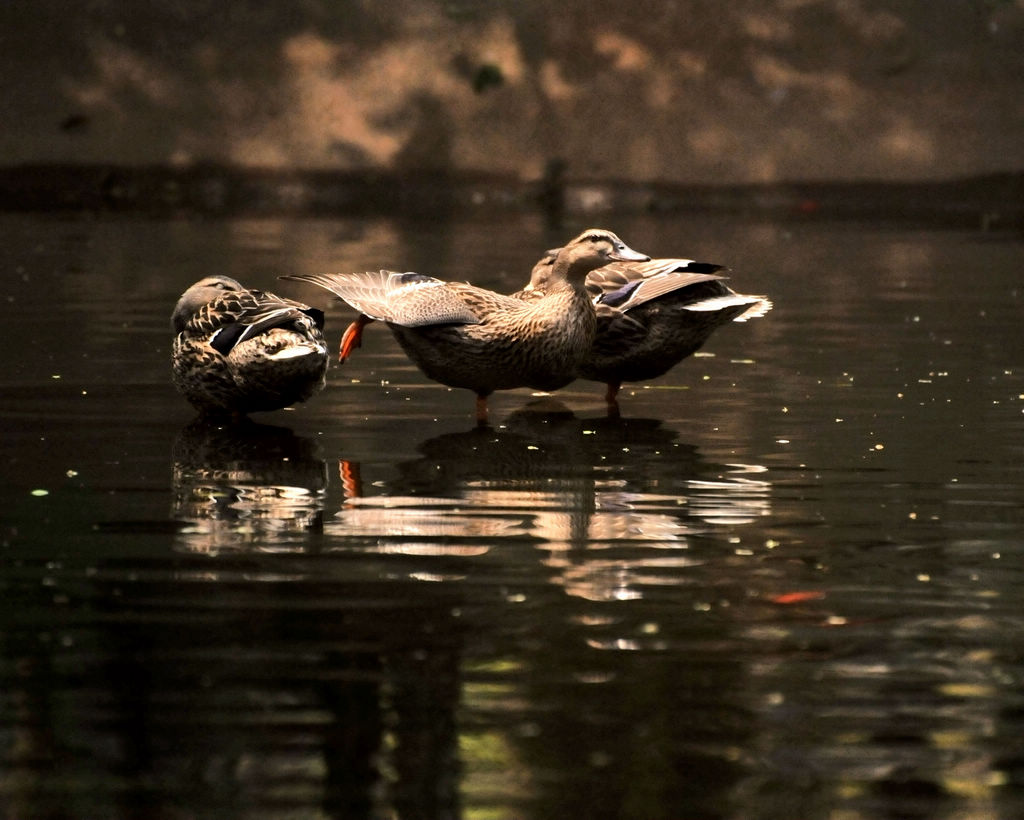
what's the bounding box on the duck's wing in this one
[593,303,648,347]
[282,271,481,327]
[185,289,324,356]
[582,256,770,322]
[598,258,725,281]
[444,282,528,317]
[281,271,398,320]
[588,258,727,307]
[595,270,728,311]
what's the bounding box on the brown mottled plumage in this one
[517,254,772,406]
[282,229,648,422]
[171,275,329,416]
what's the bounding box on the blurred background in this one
[2,0,1022,218]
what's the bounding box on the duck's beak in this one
[610,242,650,263]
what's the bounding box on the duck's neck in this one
[532,268,597,341]
[545,260,592,294]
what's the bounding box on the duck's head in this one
[172,275,244,334]
[524,247,560,292]
[554,229,649,281]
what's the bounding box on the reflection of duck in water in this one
[171,276,329,417]
[394,401,703,495]
[172,418,328,553]
[329,403,770,581]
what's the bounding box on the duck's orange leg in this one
[475,393,490,426]
[604,381,622,419]
[339,314,374,362]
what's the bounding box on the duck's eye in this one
[587,233,606,243]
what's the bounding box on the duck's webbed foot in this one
[339,314,373,362]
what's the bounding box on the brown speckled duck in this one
[282,229,648,422]
[517,253,771,408]
[171,275,329,417]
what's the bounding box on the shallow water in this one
[1,211,1023,819]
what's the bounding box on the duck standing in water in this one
[517,253,771,409]
[282,229,648,423]
[171,275,329,417]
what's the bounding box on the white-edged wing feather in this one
[282,271,481,327]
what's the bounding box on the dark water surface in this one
[1,212,1023,819]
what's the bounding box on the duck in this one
[281,228,648,423]
[516,253,771,408]
[171,275,329,416]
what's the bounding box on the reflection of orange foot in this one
[339,459,362,499]
[339,315,373,362]
[771,590,826,605]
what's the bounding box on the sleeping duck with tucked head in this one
[282,228,648,422]
[171,275,329,417]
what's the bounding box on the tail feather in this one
[734,298,773,322]
[683,294,772,322]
